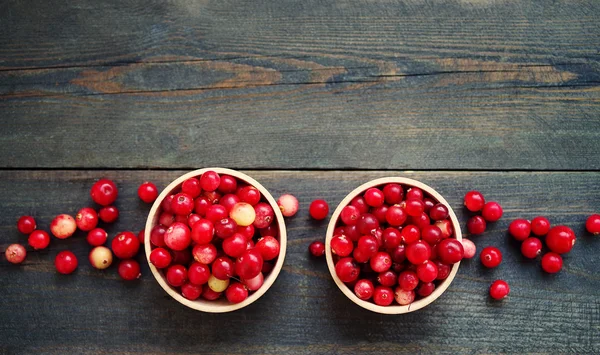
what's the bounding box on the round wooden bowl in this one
[325,177,462,314]
[144,168,287,313]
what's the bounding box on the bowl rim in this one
[144,167,287,313]
[325,177,462,314]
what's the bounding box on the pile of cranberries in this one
[327,183,464,306]
[147,171,281,304]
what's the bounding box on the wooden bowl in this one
[325,177,462,314]
[144,168,287,313]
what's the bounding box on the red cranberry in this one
[435,261,451,280]
[17,216,36,234]
[335,257,360,283]
[193,196,212,216]
[181,283,203,300]
[370,252,392,273]
[149,248,172,269]
[5,244,26,264]
[350,196,369,214]
[309,241,325,257]
[150,225,167,247]
[161,195,174,213]
[237,186,261,206]
[164,222,191,251]
[467,215,486,235]
[390,245,406,263]
[217,174,237,194]
[373,286,394,306]
[166,265,187,286]
[406,187,423,201]
[172,249,192,265]
[212,256,235,280]
[509,219,531,241]
[586,214,600,235]
[464,191,485,212]
[75,207,98,232]
[410,212,431,230]
[546,226,576,254]
[429,204,449,221]
[235,249,264,280]
[171,193,194,216]
[187,214,201,227]
[436,239,464,264]
[215,218,238,239]
[354,279,375,300]
[416,260,438,282]
[138,181,159,203]
[50,214,77,239]
[421,225,443,246]
[406,241,431,265]
[480,246,502,268]
[253,203,275,228]
[55,251,78,274]
[179,178,200,199]
[158,212,174,227]
[344,225,361,242]
[377,270,397,286]
[382,183,403,205]
[357,213,379,235]
[277,194,299,217]
[90,179,118,206]
[356,235,379,259]
[372,205,389,224]
[220,194,241,212]
[423,198,435,212]
[398,270,419,291]
[85,228,107,247]
[521,237,542,259]
[331,235,353,257]
[434,219,453,239]
[98,206,119,223]
[202,190,222,205]
[202,287,222,301]
[382,228,402,249]
[541,252,563,273]
[242,272,264,291]
[225,282,248,303]
[401,225,421,245]
[118,260,141,281]
[417,282,435,297]
[364,188,385,207]
[192,244,217,264]
[186,262,210,285]
[482,201,503,222]
[385,205,407,226]
[240,224,257,239]
[404,199,425,217]
[340,205,360,225]
[223,233,248,258]
[205,204,228,224]
[489,280,510,300]
[111,231,140,259]
[531,216,551,236]
[309,199,329,220]
[199,171,220,192]
[27,230,50,250]
[261,262,274,274]
[137,229,145,245]
[461,238,476,259]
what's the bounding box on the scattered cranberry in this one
[17,216,36,235]
[225,282,249,303]
[117,259,140,280]
[138,181,159,203]
[218,175,237,194]
[382,184,403,205]
[55,251,78,274]
[181,283,203,300]
[87,228,108,246]
[508,219,531,241]
[50,214,77,239]
[586,214,600,235]
[253,203,274,229]
[521,237,542,259]
[150,248,172,269]
[235,249,263,280]
[75,207,98,232]
[166,265,188,286]
[489,280,510,300]
[5,244,26,264]
[98,206,119,223]
[467,215,486,235]
[111,231,140,259]
[394,287,415,305]
[309,241,325,257]
[28,230,50,250]
[460,238,476,259]
[90,179,118,206]
[277,194,299,217]
[354,279,375,300]
[436,239,464,265]
[541,252,563,273]
[89,246,113,270]
[373,286,394,306]
[480,246,502,268]
[464,191,485,212]
[309,199,329,220]
[192,244,217,264]
[200,171,221,192]
[482,202,503,222]
[546,226,576,254]
[531,216,551,236]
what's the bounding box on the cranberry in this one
[111,231,140,259]
[382,228,402,249]
[138,229,145,244]
[309,241,325,257]
[410,212,431,230]
[161,195,175,213]
[385,205,407,226]
[467,215,486,235]
[205,204,228,224]
[17,216,36,235]
[429,204,449,221]
[586,214,600,235]
[406,241,431,265]
[416,260,438,282]
[253,203,275,228]
[235,249,264,280]
[364,188,384,207]
[401,225,421,244]
[74,207,98,232]
[198,170,220,191]
[435,261,451,280]
[158,212,175,227]
[460,238,476,259]
[436,239,464,264]
[225,282,249,303]
[212,256,235,280]
[277,194,299,217]
[417,282,435,297]
[28,230,50,250]
[150,225,167,247]
[5,244,26,264]
[335,257,360,283]
[242,272,264,291]
[357,213,379,235]
[546,226,576,254]
[217,174,237,194]
[230,202,256,227]
[138,181,159,203]
[390,245,406,263]
[174,213,188,224]
[350,196,369,214]
[339,205,359,225]
[90,179,118,206]
[202,286,222,301]
[356,235,379,259]
[464,191,485,212]
[404,199,425,217]
[164,222,191,251]
[261,262,274,274]
[371,286,393,306]
[149,248,172,269]
[85,228,107,246]
[202,190,222,204]
[398,270,419,291]
[181,283,203,300]
[309,199,329,220]
[371,205,388,224]
[383,183,403,205]
[423,198,435,212]
[480,246,502,268]
[180,178,201,199]
[541,252,563,273]
[394,287,415,305]
[89,246,113,270]
[331,235,353,257]
[220,194,241,212]
[482,201,503,222]
[214,218,238,239]
[434,219,453,239]
[193,196,212,216]
[192,244,217,264]
[406,187,423,201]
[171,193,194,216]
[240,224,257,239]
[531,216,551,236]
[354,279,375,300]
[222,233,247,258]
[377,270,397,286]
[55,251,78,274]
[508,219,531,241]
[237,186,261,206]
[344,225,361,242]
[421,225,443,246]
[521,237,542,259]
[50,214,77,239]
[166,265,187,286]
[98,206,119,223]
[370,252,392,273]
[489,280,510,300]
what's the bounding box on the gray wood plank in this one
[0,170,598,353]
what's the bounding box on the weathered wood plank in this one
[1,170,599,353]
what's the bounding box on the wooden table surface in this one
[1,1,599,354]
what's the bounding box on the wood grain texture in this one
[1,0,599,170]
[1,170,598,354]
